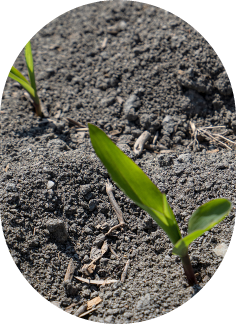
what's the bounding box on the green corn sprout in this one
[8,41,43,117]
[88,124,232,285]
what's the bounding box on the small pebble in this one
[213,243,228,257]
[47,180,55,189]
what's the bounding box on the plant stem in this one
[180,254,197,286]
[33,100,43,117]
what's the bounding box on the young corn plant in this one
[8,41,43,117]
[88,124,232,286]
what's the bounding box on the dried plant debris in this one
[74,303,88,317]
[109,245,119,259]
[121,259,131,283]
[109,129,123,136]
[74,276,118,285]
[188,121,236,150]
[105,180,126,236]
[87,297,102,310]
[64,258,75,282]
[81,240,108,276]
[68,297,103,317]
[133,131,151,156]
[81,263,96,276]
[79,305,102,318]
[66,117,87,128]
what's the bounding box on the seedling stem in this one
[180,254,197,286]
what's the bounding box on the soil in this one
[0,1,235,323]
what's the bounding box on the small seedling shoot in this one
[88,124,232,286]
[8,41,43,117]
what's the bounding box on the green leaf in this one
[8,71,36,99]
[25,41,37,95]
[10,66,30,85]
[173,198,232,256]
[88,124,182,245]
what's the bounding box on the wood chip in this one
[206,149,219,153]
[4,164,9,172]
[178,69,185,75]
[64,258,75,282]
[87,297,102,310]
[81,263,96,276]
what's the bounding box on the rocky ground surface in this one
[1,1,235,323]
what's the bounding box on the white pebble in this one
[47,180,55,189]
[213,243,228,257]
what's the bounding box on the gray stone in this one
[213,243,228,257]
[123,95,140,121]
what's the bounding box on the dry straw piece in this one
[188,121,236,150]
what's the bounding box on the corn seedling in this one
[8,41,43,117]
[89,124,232,285]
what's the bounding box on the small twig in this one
[101,37,108,49]
[76,128,89,131]
[188,121,199,150]
[109,245,119,259]
[133,131,151,156]
[121,259,131,283]
[200,129,232,150]
[65,302,80,311]
[75,297,102,317]
[105,180,125,236]
[153,131,159,145]
[74,303,87,317]
[106,224,124,236]
[203,125,226,129]
[66,117,86,128]
[79,305,102,318]
[213,133,236,145]
[74,276,118,285]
